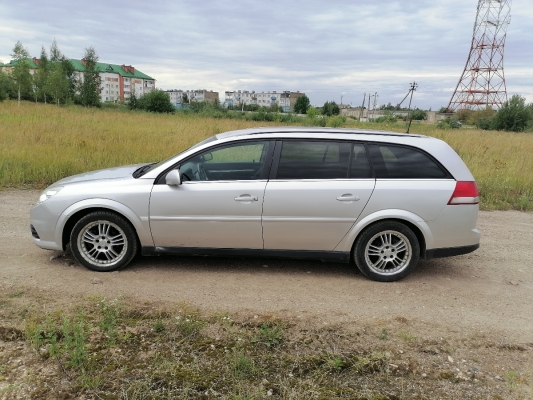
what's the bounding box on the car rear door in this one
[262,140,375,251]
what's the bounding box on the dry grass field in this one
[1,100,532,210]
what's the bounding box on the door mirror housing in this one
[166,169,182,186]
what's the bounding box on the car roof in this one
[216,126,428,140]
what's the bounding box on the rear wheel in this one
[70,211,138,272]
[354,221,419,282]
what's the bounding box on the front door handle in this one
[235,195,258,202]
[336,194,360,202]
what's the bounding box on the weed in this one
[97,298,121,345]
[252,323,283,347]
[175,315,205,337]
[61,315,89,370]
[380,328,389,340]
[7,290,25,298]
[505,370,525,387]
[231,351,256,378]
[398,331,417,343]
[153,320,165,333]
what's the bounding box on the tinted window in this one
[369,144,448,179]
[276,141,351,179]
[350,144,372,178]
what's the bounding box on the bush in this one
[327,116,346,128]
[492,95,532,132]
[136,90,175,113]
[438,117,462,129]
[410,109,427,121]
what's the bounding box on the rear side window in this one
[350,144,372,178]
[369,144,449,179]
[276,141,351,179]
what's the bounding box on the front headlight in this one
[37,186,64,204]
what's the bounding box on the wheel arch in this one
[335,210,434,258]
[57,199,151,251]
[350,218,427,258]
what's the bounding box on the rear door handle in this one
[336,194,360,202]
[235,195,258,202]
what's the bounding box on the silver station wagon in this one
[30,127,480,281]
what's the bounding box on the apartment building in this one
[165,89,219,105]
[0,57,40,74]
[69,60,155,102]
[224,90,305,112]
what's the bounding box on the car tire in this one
[70,211,138,272]
[353,221,420,282]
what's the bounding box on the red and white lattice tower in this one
[448,0,512,111]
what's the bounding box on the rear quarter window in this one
[369,144,449,179]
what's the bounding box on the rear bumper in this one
[424,243,479,260]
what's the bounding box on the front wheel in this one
[70,211,138,272]
[353,221,420,282]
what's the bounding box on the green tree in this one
[34,46,50,103]
[294,94,310,114]
[79,47,101,107]
[11,41,33,105]
[0,72,15,101]
[181,92,189,104]
[137,89,175,113]
[438,106,450,113]
[492,95,532,132]
[321,101,340,116]
[410,109,427,121]
[47,62,70,105]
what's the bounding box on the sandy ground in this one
[1,189,532,343]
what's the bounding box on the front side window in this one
[369,144,448,179]
[180,141,270,181]
[276,141,351,179]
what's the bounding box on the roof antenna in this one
[406,82,418,134]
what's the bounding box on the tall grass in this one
[1,101,532,210]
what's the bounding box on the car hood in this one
[54,164,146,185]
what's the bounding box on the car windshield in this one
[133,135,218,178]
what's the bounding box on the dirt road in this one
[1,189,532,342]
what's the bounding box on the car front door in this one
[149,140,272,250]
[262,140,375,251]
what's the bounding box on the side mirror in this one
[202,152,213,162]
[166,169,182,186]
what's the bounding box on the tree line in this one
[0,41,102,107]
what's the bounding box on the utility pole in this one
[406,82,418,133]
[367,94,372,121]
[360,93,366,120]
[372,92,378,121]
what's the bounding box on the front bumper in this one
[30,202,62,250]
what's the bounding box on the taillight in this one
[448,181,479,205]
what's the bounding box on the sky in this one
[1,0,532,110]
